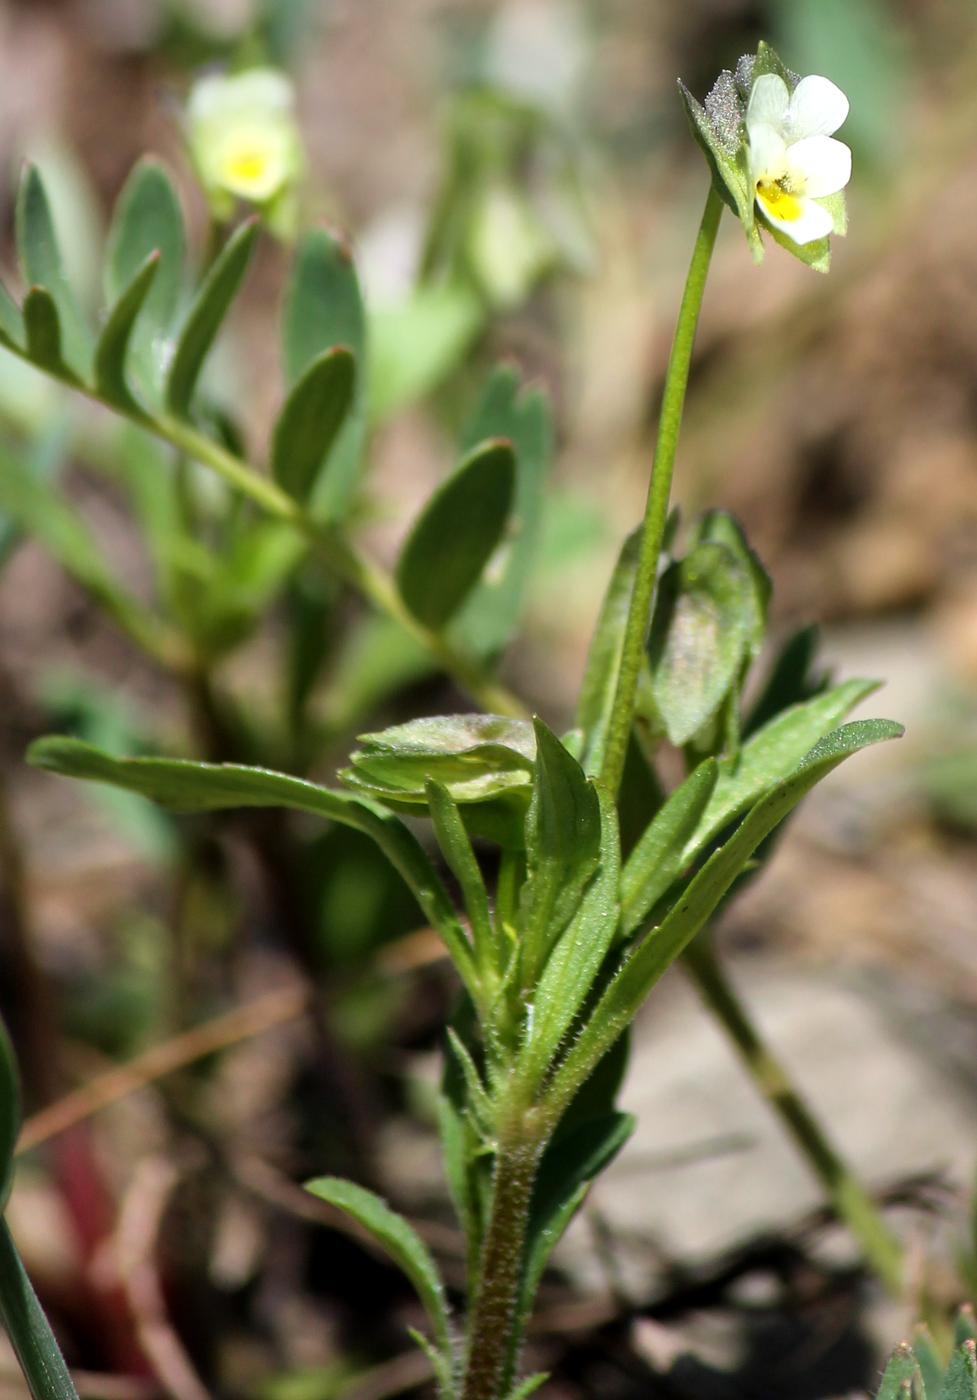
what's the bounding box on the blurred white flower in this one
[746,73,851,245]
[187,67,303,226]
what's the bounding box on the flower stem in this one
[599,184,723,797]
[682,935,904,1296]
[461,1115,547,1400]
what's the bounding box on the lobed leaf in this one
[105,159,185,398]
[94,252,160,411]
[552,720,903,1104]
[166,219,259,417]
[451,365,554,660]
[16,166,92,379]
[304,1176,453,1359]
[271,346,356,502]
[397,439,516,630]
[26,738,479,999]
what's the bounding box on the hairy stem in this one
[461,1117,547,1400]
[599,185,723,796]
[682,935,903,1295]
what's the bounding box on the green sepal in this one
[94,251,160,411]
[304,1176,453,1361]
[397,439,516,631]
[270,346,356,502]
[166,218,259,417]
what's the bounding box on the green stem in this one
[599,185,723,797]
[682,935,904,1296]
[461,1113,547,1400]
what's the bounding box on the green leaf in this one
[451,366,553,660]
[105,158,185,398]
[0,281,24,349]
[283,228,366,521]
[555,720,903,1101]
[575,528,640,776]
[957,1309,977,1350]
[166,218,259,417]
[22,289,76,381]
[304,1176,452,1359]
[16,165,92,379]
[911,1327,944,1400]
[0,1221,80,1400]
[875,1345,923,1400]
[0,1018,20,1211]
[426,781,495,980]
[647,540,755,746]
[397,439,516,631]
[506,1374,549,1400]
[683,679,879,865]
[345,715,536,804]
[370,283,482,422]
[744,624,824,736]
[518,719,602,985]
[942,1342,977,1400]
[521,785,620,1077]
[26,738,479,1000]
[517,1112,634,1334]
[620,758,719,936]
[271,347,356,502]
[0,441,155,645]
[692,511,770,660]
[94,252,160,411]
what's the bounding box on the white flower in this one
[187,67,303,213]
[746,73,851,245]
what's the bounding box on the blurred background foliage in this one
[0,1,976,1397]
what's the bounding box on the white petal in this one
[787,135,852,197]
[747,73,790,130]
[759,195,834,245]
[787,75,849,139]
[747,120,787,183]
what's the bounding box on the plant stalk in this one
[682,934,904,1295]
[600,185,723,797]
[461,1117,546,1400]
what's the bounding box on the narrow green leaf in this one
[450,366,553,660]
[105,158,185,398]
[0,1222,80,1400]
[94,252,160,411]
[0,281,24,349]
[744,623,823,736]
[406,1326,455,1399]
[22,289,76,381]
[554,721,903,1102]
[519,719,602,984]
[956,1308,977,1350]
[304,1177,452,1358]
[26,738,479,999]
[522,786,620,1077]
[283,228,366,521]
[166,219,259,417]
[271,347,356,502]
[426,781,494,978]
[397,440,515,630]
[16,165,92,379]
[445,1029,495,1140]
[911,1326,944,1400]
[506,1374,549,1400]
[942,1341,977,1400]
[0,1018,20,1211]
[517,1112,634,1333]
[683,679,879,864]
[576,528,640,776]
[875,1345,924,1400]
[621,758,719,936]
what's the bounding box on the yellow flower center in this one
[755,175,803,223]
[223,148,271,186]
